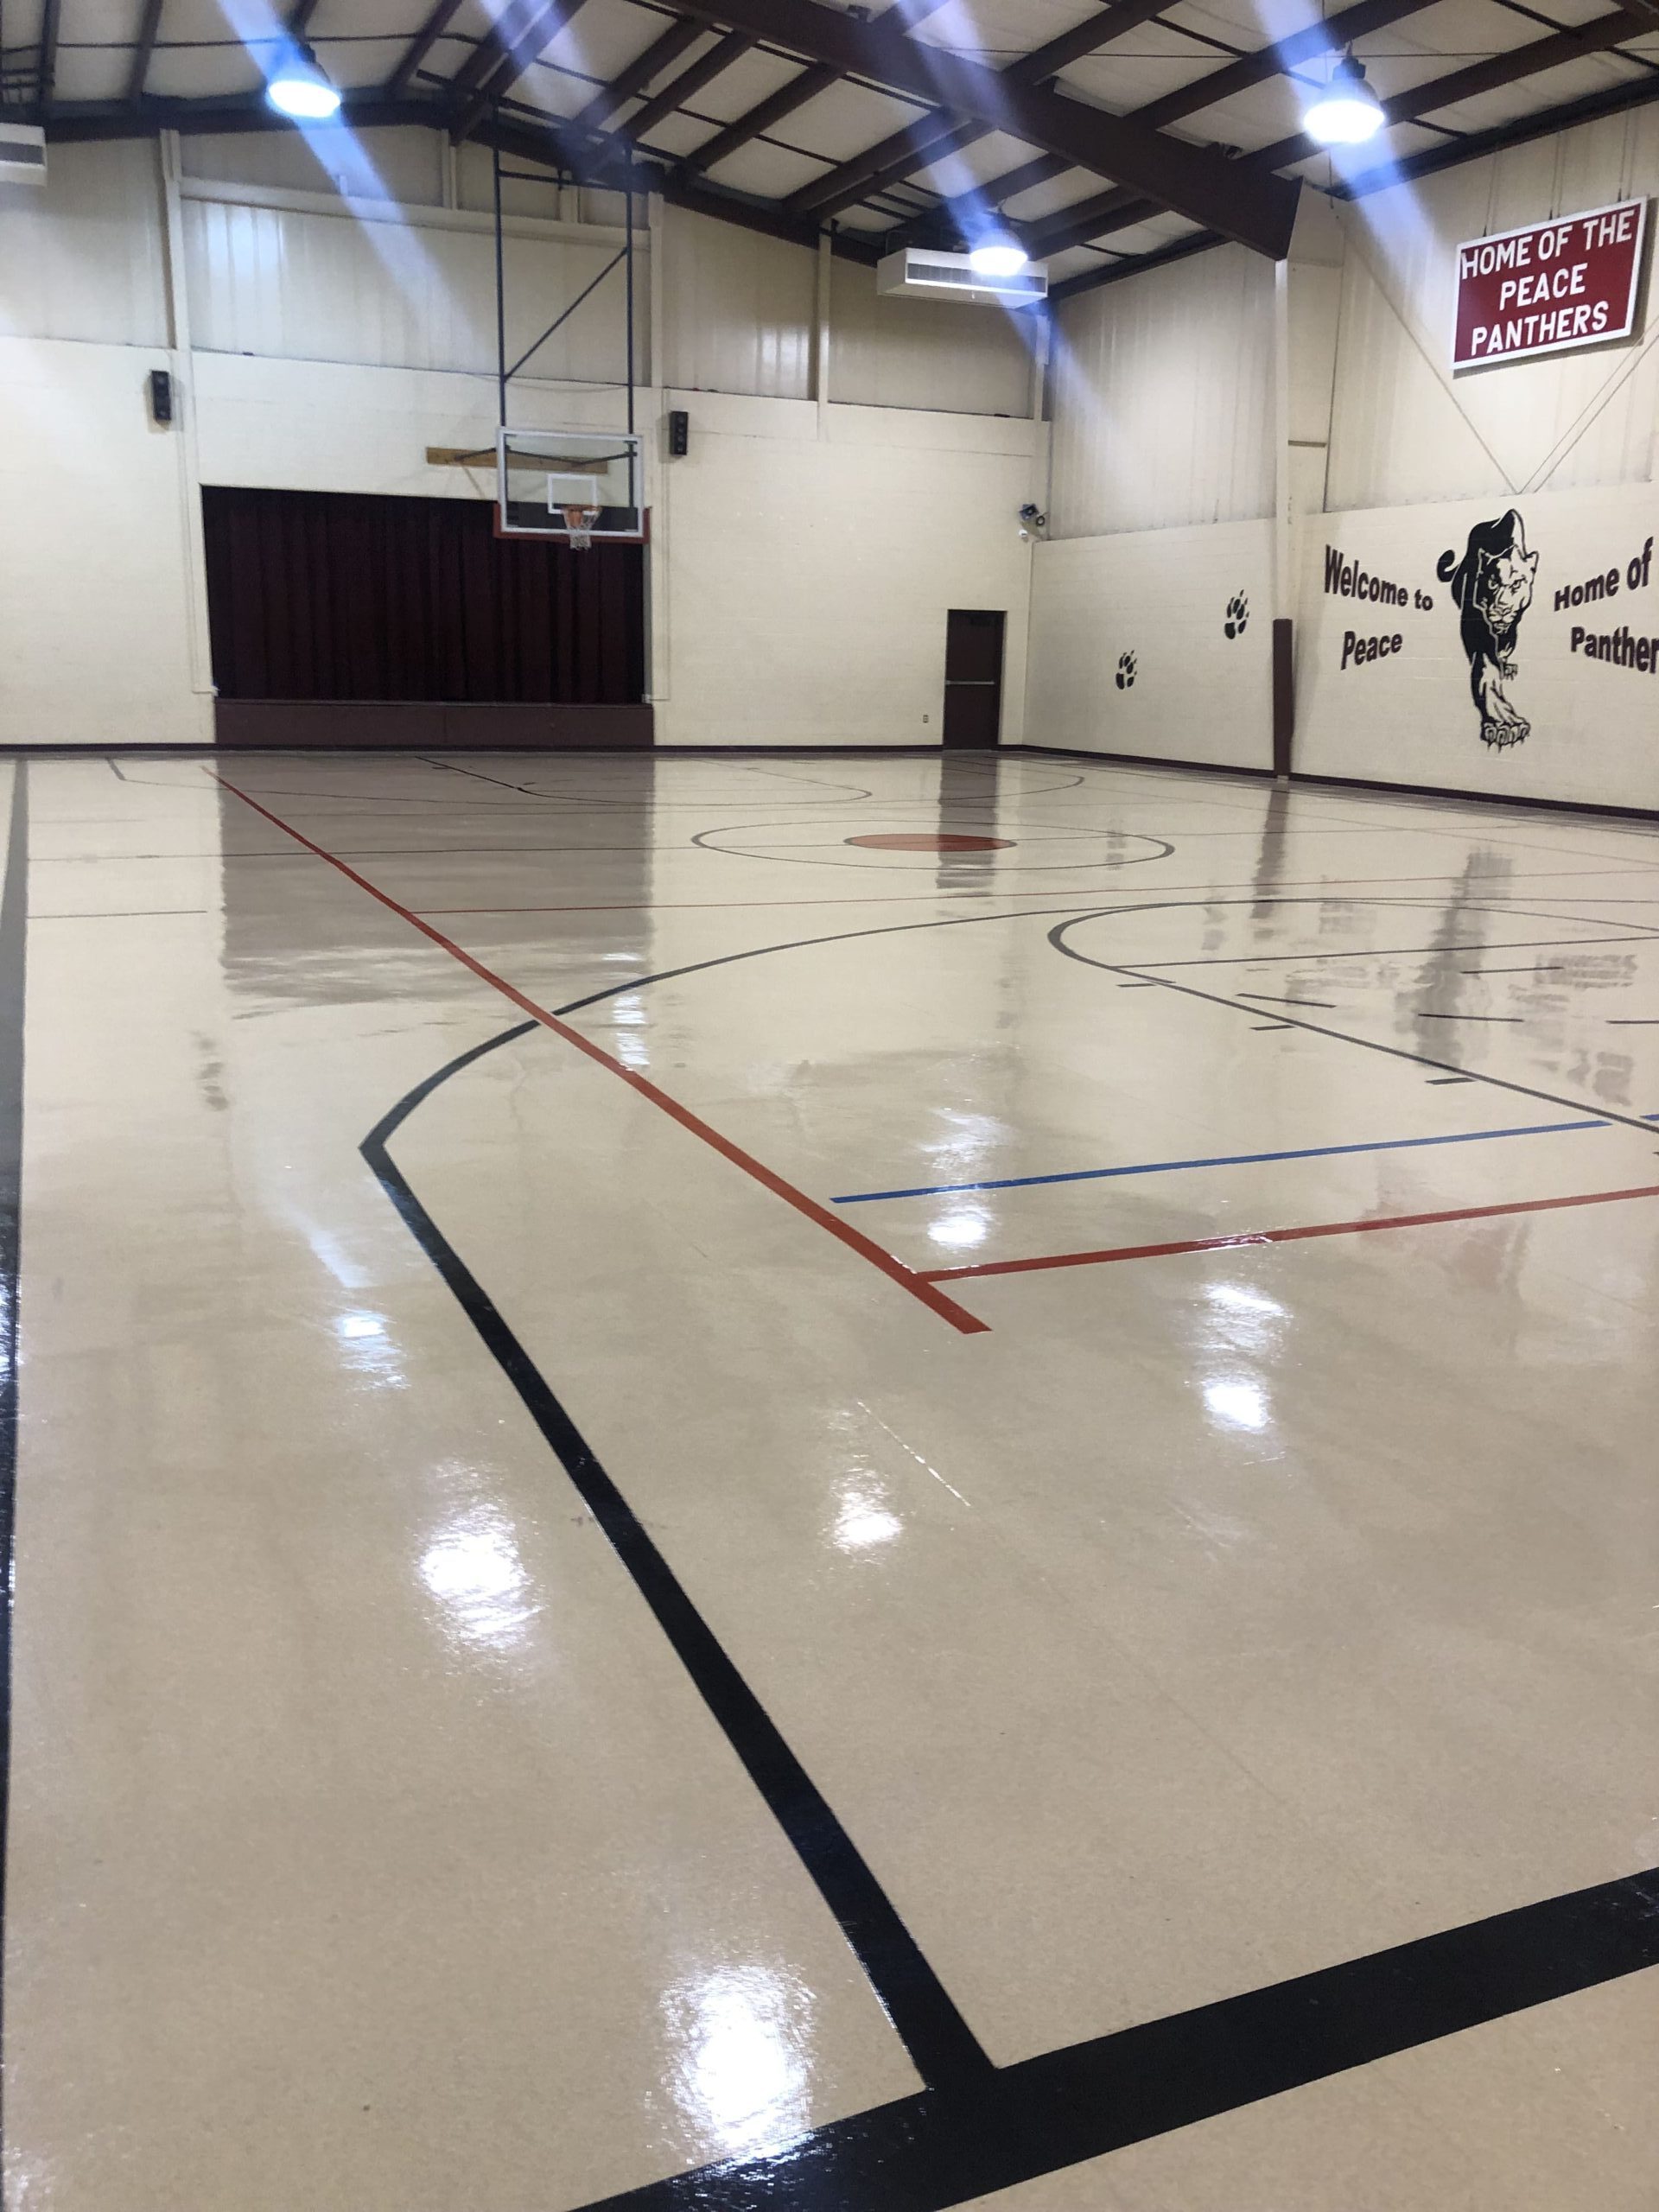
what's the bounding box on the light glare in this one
[1304,57,1382,146]
[266,46,341,119]
[969,240,1029,277]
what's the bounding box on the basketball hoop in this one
[562,505,602,551]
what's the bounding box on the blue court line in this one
[830,1119,1641,1206]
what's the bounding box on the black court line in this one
[0,767,27,2152]
[1137,931,1654,969]
[1046,911,1659,1142]
[361,1026,988,2097]
[568,1866,1659,2208]
[418,755,539,795]
[363,901,1659,2210]
[1416,1012,1523,1023]
[688,822,1177,874]
[1238,991,1338,1008]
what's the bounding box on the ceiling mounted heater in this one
[0,122,48,187]
[876,246,1048,308]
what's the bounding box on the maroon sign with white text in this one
[1452,198,1648,370]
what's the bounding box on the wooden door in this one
[942,609,1006,747]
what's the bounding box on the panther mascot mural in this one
[1436,510,1539,749]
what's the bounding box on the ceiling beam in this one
[454,0,593,140]
[1050,20,1659,300]
[127,0,167,106]
[39,83,886,263]
[385,0,471,97]
[1135,0,1442,133]
[925,0,1442,256]
[665,0,1299,254]
[572,17,705,130]
[614,29,756,143]
[676,58,837,174]
[469,99,887,257]
[791,117,979,219]
[1008,0,1513,261]
[37,0,62,107]
[1025,181,1153,254]
[446,0,547,104]
[784,0,1176,222]
[1336,43,1659,188]
[1246,3,1655,172]
[1050,226,1225,300]
[47,88,436,138]
[671,0,952,179]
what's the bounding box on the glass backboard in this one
[496,427,645,544]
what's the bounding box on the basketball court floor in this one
[4,747,1656,2209]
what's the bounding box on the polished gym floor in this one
[4,749,1656,2210]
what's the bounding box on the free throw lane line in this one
[211,773,988,1337]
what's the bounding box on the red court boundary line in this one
[922,1183,1659,1281]
[211,774,988,1337]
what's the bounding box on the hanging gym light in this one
[1303,54,1384,146]
[968,228,1030,278]
[265,44,342,121]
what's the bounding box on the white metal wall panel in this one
[1027,519,1274,767]
[661,207,813,400]
[1327,106,1659,512]
[180,128,445,207]
[1047,245,1274,537]
[182,195,645,390]
[0,142,168,347]
[829,260,1033,416]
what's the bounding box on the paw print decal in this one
[1224,592,1249,639]
[1115,651,1137,690]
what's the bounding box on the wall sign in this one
[1452,198,1648,370]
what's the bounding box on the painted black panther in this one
[1436,510,1538,748]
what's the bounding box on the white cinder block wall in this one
[1033,106,1659,810]
[0,132,1041,749]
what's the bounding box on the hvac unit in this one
[876,247,1047,308]
[0,122,47,188]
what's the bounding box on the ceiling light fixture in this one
[266,44,342,121]
[968,229,1029,277]
[1303,54,1384,146]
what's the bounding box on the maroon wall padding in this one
[213,701,653,748]
[201,486,645,706]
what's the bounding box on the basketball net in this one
[562,505,602,552]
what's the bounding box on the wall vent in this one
[0,123,47,187]
[876,246,1047,308]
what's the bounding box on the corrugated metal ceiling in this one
[8,0,1659,295]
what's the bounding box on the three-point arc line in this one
[209,770,1659,1325]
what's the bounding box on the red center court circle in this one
[844,833,1014,852]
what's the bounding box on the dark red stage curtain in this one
[200,486,645,704]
